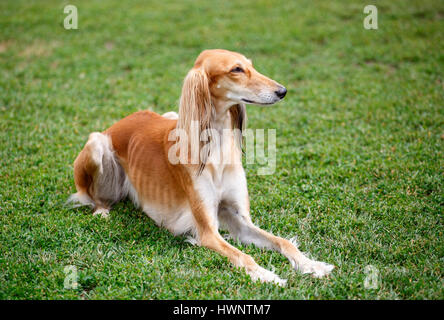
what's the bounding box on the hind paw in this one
[93,208,109,219]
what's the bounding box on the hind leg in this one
[72,132,127,218]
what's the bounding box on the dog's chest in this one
[199,160,244,207]
[195,123,244,207]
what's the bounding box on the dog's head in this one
[178,49,286,135]
[193,49,287,107]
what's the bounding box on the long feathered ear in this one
[177,68,213,136]
[176,67,214,173]
[229,103,247,148]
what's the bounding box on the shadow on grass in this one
[69,198,191,250]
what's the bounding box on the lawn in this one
[0,0,443,299]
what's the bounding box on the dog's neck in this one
[212,99,240,131]
[203,99,243,169]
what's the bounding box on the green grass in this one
[0,0,443,299]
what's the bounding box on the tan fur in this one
[71,49,333,285]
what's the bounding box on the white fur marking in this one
[142,202,195,236]
[66,192,94,208]
[185,236,198,246]
[247,266,287,286]
[162,111,179,120]
[93,208,109,219]
[293,254,335,278]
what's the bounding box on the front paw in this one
[248,266,287,286]
[298,260,335,278]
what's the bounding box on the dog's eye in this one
[230,66,244,73]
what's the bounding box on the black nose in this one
[275,86,287,99]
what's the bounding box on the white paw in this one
[93,208,109,219]
[298,259,335,278]
[248,266,287,286]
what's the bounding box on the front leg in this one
[198,227,287,286]
[219,169,334,278]
[188,172,287,286]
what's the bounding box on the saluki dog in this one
[69,49,334,285]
